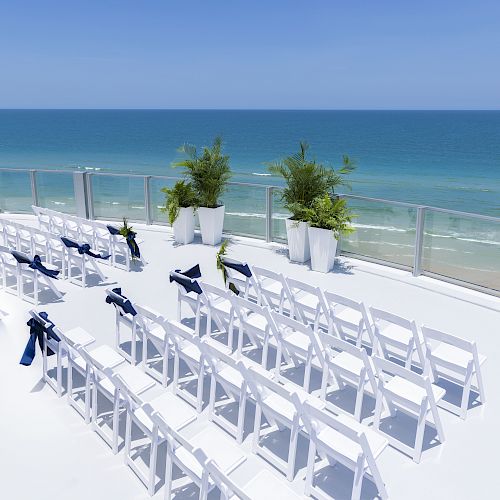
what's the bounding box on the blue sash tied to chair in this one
[61,237,111,260]
[20,312,61,366]
[105,287,138,316]
[220,257,252,278]
[11,251,60,279]
[107,225,141,259]
[169,264,203,295]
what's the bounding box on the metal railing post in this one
[73,171,88,219]
[85,173,94,220]
[413,206,426,276]
[144,175,152,225]
[29,170,38,207]
[266,186,273,243]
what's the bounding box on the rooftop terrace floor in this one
[1,215,499,500]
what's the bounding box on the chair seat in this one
[213,298,233,315]
[230,469,303,500]
[147,324,167,343]
[88,345,125,369]
[295,292,319,310]
[261,281,283,296]
[179,343,202,365]
[385,376,446,406]
[217,364,245,391]
[115,364,155,395]
[330,351,365,377]
[282,331,310,354]
[432,343,486,370]
[317,413,388,466]
[64,327,95,348]
[134,393,197,434]
[377,323,414,346]
[175,427,246,480]
[244,312,268,331]
[335,307,363,328]
[262,392,296,423]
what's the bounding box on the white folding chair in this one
[0,246,20,295]
[272,310,325,392]
[106,288,141,365]
[169,268,205,334]
[371,307,425,370]
[136,304,173,387]
[17,224,33,254]
[94,222,113,260]
[286,277,328,331]
[422,325,486,419]
[28,310,65,397]
[147,405,246,500]
[201,282,234,347]
[296,395,388,500]
[373,355,446,463]
[252,266,292,315]
[231,294,279,369]
[3,221,19,249]
[194,448,303,500]
[63,237,106,287]
[168,320,207,412]
[86,352,155,454]
[13,250,62,305]
[49,211,65,235]
[65,332,124,422]
[32,205,51,232]
[200,338,250,443]
[242,362,320,481]
[325,291,374,348]
[319,333,377,421]
[219,256,258,301]
[114,373,197,495]
[64,215,81,241]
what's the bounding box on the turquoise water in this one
[0,110,499,214]
[0,110,498,290]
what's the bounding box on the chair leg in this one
[196,369,204,413]
[287,421,299,480]
[354,381,364,422]
[351,458,364,500]
[252,404,262,453]
[460,368,473,420]
[413,405,427,463]
[304,440,317,496]
[112,391,121,454]
[148,427,159,496]
[236,393,247,444]
[164,443,174,500]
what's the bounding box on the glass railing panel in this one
[36,171,75,214]
[0,169,32,213]
[271,190,289,242]
[221,183,266,239]
[340,196,417,268]
[150,176,179,225]
[422,210,500,292]
[90,174,145,221]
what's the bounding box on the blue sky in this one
[1,0,499,109]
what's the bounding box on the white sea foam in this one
[52,201,66,206]
[353,223,408,233]
[251,172,272,176]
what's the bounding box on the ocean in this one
[0,110,499,290]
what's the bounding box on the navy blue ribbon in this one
[107,225,141,259]
[11,251,60,279]
[220,257,252,278]
[20,312,61,366]
[169,264,203,294]
[61,237,111,260]
[105,287,137,316]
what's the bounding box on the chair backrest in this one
[286,277,328,326]
[231,294,277,333]
[252,266,292,309]
[373,355,438,407]
[106,288,137,318]
[169,270,203,296]
[201,282,230,307]
[324,291,373,333]
[200,338,236,375]
[370,306,424,364]
[220,256,256,296]
[167,320,199,347]
[193,448,251,500]
[271,310,325,368]
[29,309,53,329]
[319,332,377,392]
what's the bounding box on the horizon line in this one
[1,108,500,112]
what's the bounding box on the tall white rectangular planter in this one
[285,219,310,263]
[308,226,338,273]
[198,205,225,246]
[173,206,195,244]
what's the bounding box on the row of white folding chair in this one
[32,205,138,270]
[0,219,67,274]
[106,295,389,497]
[0,247,62,305]
[223,264,486,415]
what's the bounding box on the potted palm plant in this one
[268,142,354,263]
[161,180,198,244]
[173,137,231,245]
[304,194,354,273]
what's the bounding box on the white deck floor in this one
[1,215,499,500]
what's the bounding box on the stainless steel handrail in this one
[1,166,498,297]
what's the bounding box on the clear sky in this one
[1,0,499,109]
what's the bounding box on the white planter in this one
[172,206,196,244]
[308,226,338,273]
[198,205,225,245]
[285,219,310,263]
